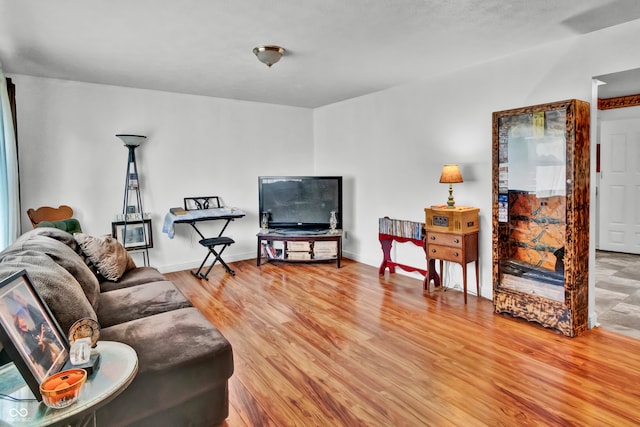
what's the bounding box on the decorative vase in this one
[261,212,269,233]
[329,211,338,233]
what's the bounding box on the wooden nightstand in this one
[424,206,479,304]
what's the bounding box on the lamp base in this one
[446,184,456,209]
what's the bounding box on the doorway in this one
[593,68,640,339]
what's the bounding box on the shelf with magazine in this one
[378,217,427,277]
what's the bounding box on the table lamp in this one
[439,164,463,209]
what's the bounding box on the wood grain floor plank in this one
[167,258,640,426]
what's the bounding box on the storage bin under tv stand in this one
[256,230,342,268]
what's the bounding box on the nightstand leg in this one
[475,261,480,298]
[462,263,468,304]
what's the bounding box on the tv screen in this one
[258,176,343,230]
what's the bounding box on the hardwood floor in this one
[166,259,640,426]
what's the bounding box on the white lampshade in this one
[253,45,285,67]
[116,134,146,147]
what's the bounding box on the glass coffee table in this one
[0,341,138,426]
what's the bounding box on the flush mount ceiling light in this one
[253,45,285,67]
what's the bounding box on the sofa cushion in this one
[97,281,192,328]
[0,251,97,334]
[100,307,232,376]
[75,234,136,281]
[100,266,166,293]
[98,308,233,426]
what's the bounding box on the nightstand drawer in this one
[426,232,462,248]
[427,244,463,262]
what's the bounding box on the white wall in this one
[598,105,640,121]
[13,76,314,271]
[314,19,640,306]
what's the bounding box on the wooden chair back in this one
[26,205,74,228]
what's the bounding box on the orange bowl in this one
[40,368,87,409]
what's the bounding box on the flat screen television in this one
[258,176,343,231]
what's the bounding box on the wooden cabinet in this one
[424,206,480,303]
[492,99,590,337]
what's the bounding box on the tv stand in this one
[257,230,342,267]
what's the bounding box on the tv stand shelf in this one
[257,230,342,268]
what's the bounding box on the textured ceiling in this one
[1,0,639,108]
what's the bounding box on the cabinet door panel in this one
[496,108,567,302]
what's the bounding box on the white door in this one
[599,118,640,253]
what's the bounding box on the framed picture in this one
[111,219,153,250]
[0,270,69,400]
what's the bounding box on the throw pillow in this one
[75,234,136,281]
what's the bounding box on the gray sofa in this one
[0,227,233,426]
